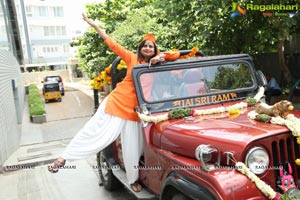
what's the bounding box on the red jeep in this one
[97,53,300,199]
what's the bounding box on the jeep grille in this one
[271,134,300,187]
[255,132,300,191]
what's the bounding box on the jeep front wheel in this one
[97,151,121,190]
[171,192,190,200]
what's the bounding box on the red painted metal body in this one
[106,54,300,199]
[112,101,299,199]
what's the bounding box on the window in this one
[63,44,69,53]
[25,6,32,17]
[51,7,63,17]
[44,27,49,36]
[44,26,66,36]
[139,62,254,103]
[62,27,66,35]
[56,26,62,35]
[49,26,55,36]
[38,6,48,17]
[43,46,59,53]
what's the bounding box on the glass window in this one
[44,26,66,36]
[43,46,59,53]
[49,26,55,36]
[25,6,32,17]
[52,7,63,17]
[55,26,60,36]
[61,26,66,35]
[44,26,49,36]
[63,44,69,53]
[38,6,48,17]
[139,63,254,102]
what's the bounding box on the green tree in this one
[159,0,300,84]
[76,0,300,85]
[76,0,161,79]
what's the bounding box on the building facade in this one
[20,0,74,71]
[0,0,26,167]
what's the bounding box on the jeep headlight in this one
[245,147,269,175]
[195,144,220,172]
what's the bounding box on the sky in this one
[63,0,103,32]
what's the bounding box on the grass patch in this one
[28,84,46,117]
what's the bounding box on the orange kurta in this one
[104,37,142,121]
[104,37,180,121]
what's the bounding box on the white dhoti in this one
[61,97,144,184]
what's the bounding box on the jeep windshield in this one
[132,54,260,113]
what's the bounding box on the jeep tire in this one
[97,151,121,190]
[171,192,190,200]
[171,193,191,200]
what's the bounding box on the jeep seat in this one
[178,69,208,96]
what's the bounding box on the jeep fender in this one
[162,168,268,199]
[160,172,217,200]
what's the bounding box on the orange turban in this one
[142,33,156,43]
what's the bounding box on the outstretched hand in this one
[82,12,97,28]
[82,12,108,39]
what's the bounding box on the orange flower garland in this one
[90,60,128,90]
[179,47,199,59]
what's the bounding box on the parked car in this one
[97,52,300,200]
[43,81,62,103]
[42,75,64,96]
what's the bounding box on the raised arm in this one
[82,12,133,64]
[82,12,108,40]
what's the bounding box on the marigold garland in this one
[137,102,248,123]
[90,60,127,90]
[179,47,199,59]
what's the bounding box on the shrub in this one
[28,84,46,117]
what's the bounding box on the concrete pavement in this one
[0,81,134,200]
[2,80,109,171]
[2,81,95,172]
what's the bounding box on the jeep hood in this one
[152,112,289,159]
